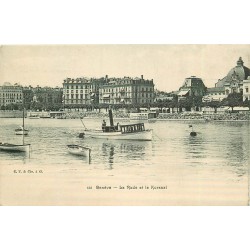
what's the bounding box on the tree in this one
[223,92,243,111]
[243,99,250,108]
[207,100,221,113]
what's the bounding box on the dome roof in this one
[215,57,250,87]
[225,57,250,82]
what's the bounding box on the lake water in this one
[0,117,249,205]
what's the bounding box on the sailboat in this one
[15,107,29,135]
[0,100,30,153]
[15,126,29,135]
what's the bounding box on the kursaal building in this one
[215,57,250,100]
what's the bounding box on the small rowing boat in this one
[67,144,91,157]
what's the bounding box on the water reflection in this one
[101,143,114,169]
[101,141,149,169]
[0,150,30,165]
[184,133,207,159]
[0,118,249,182]
[225,133,248,177]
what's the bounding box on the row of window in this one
[65,90,92,94]
[65,94,154,100]
[0,100,21,103]
[102,87,153,93]
[0,93,22,98]
[100,99,153,104]
[65,100,91,104]
[210,93,224,95]
[65,99,153,104]
[66,94,89,99]
[66,85,92,89]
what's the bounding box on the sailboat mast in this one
[22,94,25,145]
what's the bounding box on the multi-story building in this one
[62,75,155,106]
[202,87,226,102]
[63,77,94,106]
[178,76,207,100]
[33,86,63,109]
[153,90,174,102]
[242,77,250,101]
[99,75,154,105]
[215,57,250,96]
[0,82,23,107]
[23,85,35,105]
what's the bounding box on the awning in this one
[178,90,189,96]
[90,93,95,97]
[120,99,125,102]
[103,94,110,98]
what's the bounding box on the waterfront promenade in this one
[1,110,249,121]
[60,110,250,121]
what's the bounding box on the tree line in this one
[1,93,249,112]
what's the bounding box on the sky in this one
[0,44,250,92]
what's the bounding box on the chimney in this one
[141,75,144,80]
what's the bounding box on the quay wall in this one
[1,110,249,121]
[0,110,27,118]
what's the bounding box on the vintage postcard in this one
[0,44,249,205]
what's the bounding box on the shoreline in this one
[1,110,249,121]
[1,116,249,122]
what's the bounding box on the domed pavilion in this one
[215,57,250,95]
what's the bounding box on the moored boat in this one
[2,95,31,153]
[0,142,30,152]
[28,115,40,119]
[129,112,157,120]
[15,126,29,135]
[82,108,153,141]
[67,144,91,157]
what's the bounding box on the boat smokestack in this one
[108,108,114,127]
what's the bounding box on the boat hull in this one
[67,145,91,157]
[0,143,30,152]
[84,129,152,141]
[15,130,28,135]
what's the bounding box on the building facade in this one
[33,86,63,110]
[242,77,250,101]
[215,57,250,96]
[0,82,23,107]
[62,75,155,107]
[99,75,154,105]
[178,76,206,100]
[63,77,95,106]
[202,87,226,102]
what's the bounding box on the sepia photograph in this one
[0,45,249,206]
[1,1,250,250]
